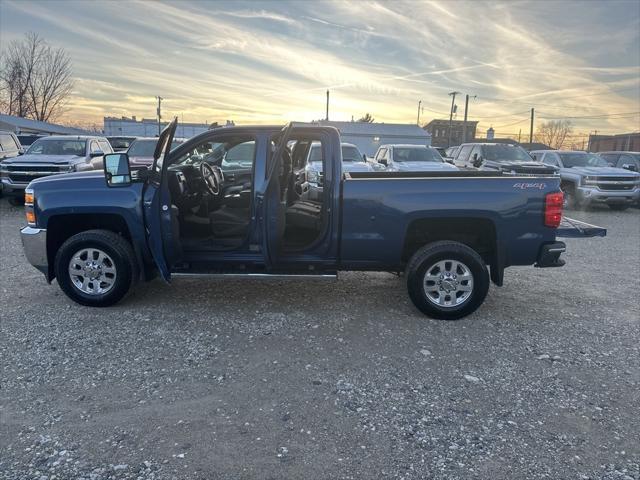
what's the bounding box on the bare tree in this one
[0,33,74,122]
[357,113,375,123]
[535,120,573,150]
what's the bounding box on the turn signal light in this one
[544,192,563,228]
[25,209,36,225]
[24,192,34,204]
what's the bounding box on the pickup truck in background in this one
[598,151,640,172]
[454,142,557,175]
[20,120,605,320]
[1,135,113,205]
[531,150,640,210]
[373,144,459,172]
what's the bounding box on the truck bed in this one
[339,173,562,270]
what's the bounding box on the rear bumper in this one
[576,186,640,204]
[535,242,566,268]
[20,227,48,275]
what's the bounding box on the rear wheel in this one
[608,204,629,211]
[54,229,138,307]
[406,241,489,320]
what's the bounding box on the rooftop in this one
[0,114,91,135]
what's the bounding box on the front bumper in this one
[1,177,28,195]
[20,227,48,275]
[576,186,640,204]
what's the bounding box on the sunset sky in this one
[1,0,639,139]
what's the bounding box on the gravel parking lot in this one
[1,198,638,480]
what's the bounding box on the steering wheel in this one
[200,162,221,195]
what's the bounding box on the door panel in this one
[144,118,179,281]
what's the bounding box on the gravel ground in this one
[1,198,639,480]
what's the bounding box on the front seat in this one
[209,206,249,238]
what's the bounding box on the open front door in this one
[261,123,293,268]
[143,117,179,281]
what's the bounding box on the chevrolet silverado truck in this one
[531,150,640,210]
[455,143,557,175]
[1,135,113,205]
[373,144,459,172]
[20,120,605,320]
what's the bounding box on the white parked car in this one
[373,144,459,172]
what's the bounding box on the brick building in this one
[423,119,478,148]
[588,132,640,152]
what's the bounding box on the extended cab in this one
[531,150,640,210]
[20,120,605,320]
[455,142,557,175]
[1,135,113,205]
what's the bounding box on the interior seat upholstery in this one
[209,206,250,237]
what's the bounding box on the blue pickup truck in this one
[20,120,605,320]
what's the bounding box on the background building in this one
[316,120,431,157]
[588,132,640,152]
[0,114,90,135]
[423,119,478,148]
[104,116,211,138]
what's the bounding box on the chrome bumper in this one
[20,227,48,274]
[577,186,640,203]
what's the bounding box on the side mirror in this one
[472,154,483,168]
[18,147,25,155]
[103,153,132,186]
[363,153,367,162]
[622,163,637,172]
[90,149,104,158]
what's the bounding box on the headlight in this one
[307,170,319,184]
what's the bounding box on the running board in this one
[172,272,338,280]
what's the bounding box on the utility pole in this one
[461,95,476,143]
[156,96,163,136]
[518,129,522,143]
[447,91,460,148]
[325,90,329,121]
[417,100,422,125]
[529,107,534,146]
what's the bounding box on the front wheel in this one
[54,229,138,307]
[406,241,490,320]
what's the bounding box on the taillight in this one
[544,192,563,228]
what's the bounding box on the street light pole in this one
[417,100,422,125]
[447,91,460,148]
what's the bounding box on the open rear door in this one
[144,117,179,281]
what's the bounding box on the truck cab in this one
[21,120,605,320]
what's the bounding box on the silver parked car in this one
[373,144,459,172]
[0,135,112,205]
[531,150,640,210]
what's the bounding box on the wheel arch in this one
[401,217,502,285]
[45,213,146,282]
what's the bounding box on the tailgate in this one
[556,216,607,238]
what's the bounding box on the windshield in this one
[222,141,255,169]
[26,139,86,156]
[341,145,362,162]
[559,152,608,167]
[483,145,532,162]
[129,139,181,157]
[394,147,443,162]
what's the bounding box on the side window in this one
[457,145,472,161]
[98,140,112,153]
[90,140,101,154]
[470,145,483,162]
[0,133,17,152]
[375,148,387,162]
[619,154,640,170]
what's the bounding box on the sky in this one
[1,0,639,140]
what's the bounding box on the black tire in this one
[608,204,629,211]
[54,229,138,307]
[8,196,24,206]
[406,241,490,320]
